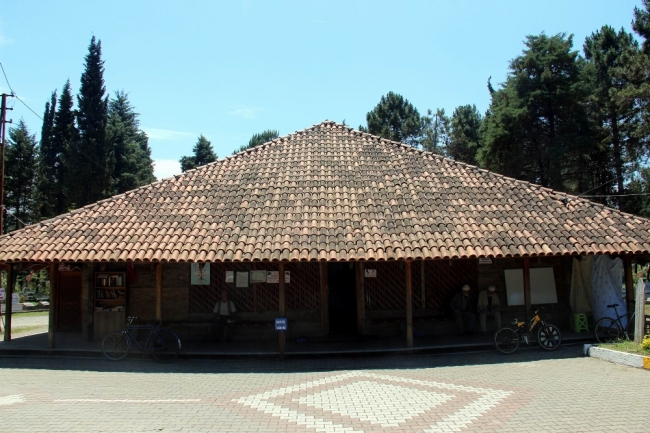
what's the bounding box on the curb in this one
[585,344,650,370]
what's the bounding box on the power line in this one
[0,61,15,94]
[1,205,28,228]
[579,193,650,198]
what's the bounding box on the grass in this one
[604,339,650,356]
[9,311,49,317]
[10,324,48,335]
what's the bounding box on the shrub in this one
[642,334,650,351]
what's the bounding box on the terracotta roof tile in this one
[1,120,650,262]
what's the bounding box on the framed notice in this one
[365,269,377,278]
[190,263,210,285]
[284,271,290,284]
[236,271,249,288]
[225,271,234,283]
[504,267,558,306]
[250,270,267,283]
[267,271,279,283]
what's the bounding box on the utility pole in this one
[0,93,14,236]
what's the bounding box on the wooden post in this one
[420,260,426,309]
[523,257,531,318]
[279,262,285,359]
[320,261,329,334]
[155,262,163,324]
[356,261,365,336]
[48,263,58,348]
[405,261,413,348]
[3,265,13,341]
[624,255,634,315]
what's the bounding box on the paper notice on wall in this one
[225,271,234,283]
[285,271,290,284]
[250,270,267,283]
[236,271,249,288]
[190,263,210,285]
[267,271,279,283]
[365,269,377,278]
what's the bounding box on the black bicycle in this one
[494,307,562,354]
[594,303,636,343]
[101,316,181,362]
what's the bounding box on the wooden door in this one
[57,271,82,331]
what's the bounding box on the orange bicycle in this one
[494,307,562,354]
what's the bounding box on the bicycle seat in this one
[606,304,619,308]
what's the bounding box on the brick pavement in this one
[0,346,648,433]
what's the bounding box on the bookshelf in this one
[94,271,127,340]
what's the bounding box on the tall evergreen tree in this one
[479,33,594,192]
[179,135,217,172]
[584,26,641,211]
[420,108,450,154]
[633,0,650,55]
[447,105,483,165]
[233,129,279,154]
[363,92,422,146]
[73,36,111,207]
[107,91,155,193]
[34,91,57,220]
[53,81,78,213]
[4,120,38,232]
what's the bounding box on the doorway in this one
[57,271,82,331]
[328,262,357,335]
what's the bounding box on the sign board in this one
[364,269,377,278]
[267,271,279,284]
[225,271,234,283]
[190,263,210,285]
[12,293,19,304]
[235,271,249,288]
[0,287,4,301]
[275,317,288,331]
[478,258,493,265]
[284,271,290,284]
[504,267,558,306]
[250,270,267,283]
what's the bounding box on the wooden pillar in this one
[405,261,413,348]
[278,262,285,357]
[356,262,365,336]
[3,265,13,341]
[320,261,328,334]
[155,262,163,324]
[48,263,59,348]
[635,271,646,343]
[523,257,531,317]
[420,260,426,309]
[624,255,634,314]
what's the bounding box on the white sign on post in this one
[0,287,5,301]
[267,271,279,283]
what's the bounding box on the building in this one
[1,121,649,348]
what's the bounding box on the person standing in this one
[449,284,476,335]
[477,285,501,335]
[213,290,236,342]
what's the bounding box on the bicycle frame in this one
[122,324,160,353]
[608,305,635,336]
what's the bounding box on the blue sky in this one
[0,0,644,179]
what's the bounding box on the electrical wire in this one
[578,193,650,198]
[1,205,28,227]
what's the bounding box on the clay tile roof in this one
[1,120,650,263]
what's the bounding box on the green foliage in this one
[447,105,483,165]
[107,91,156,193]
[365,92,422,146]
[420,109,449,154]
[233,130,279,154]
[179,135,217,172]
[34,91,58,220]
[480,33,594,192]
[4,120,38,232]
[73,36,112,207]
[633,0,650,55]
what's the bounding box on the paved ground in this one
[0,346,648,433]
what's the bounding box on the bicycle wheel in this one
[594,317,622,343]
[494,327,519,354]
[102,332,130,361]
[151,330,181,363]
[537,324,562,351]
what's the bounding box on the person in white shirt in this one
[213,290,236,342]
[477,285,501,335]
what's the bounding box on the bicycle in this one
[593,303,636,344]
[494,307,562,354]
[101,316,181,362]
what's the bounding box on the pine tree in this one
[364,92,422,146]
[107,91,155,193]
[74,36,111,207]
[4,120,38,232]
[420,108,450,154]
[233,130,279,154]
[447,105,483,165]
[53,81,78,213]
[179,135,217,172]
[34,91,57,220]
[633,0,650,55]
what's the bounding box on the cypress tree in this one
[74,36,112,207]
[4,120,38,232]
[107,91,155,193]
[35,91,57,220]
[53,81,78,213]
[179,135,217,172]
[447,105,483,165]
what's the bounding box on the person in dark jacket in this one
[449,284,476,335]
[213,290,236,342]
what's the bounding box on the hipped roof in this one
[1,120,650,263]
